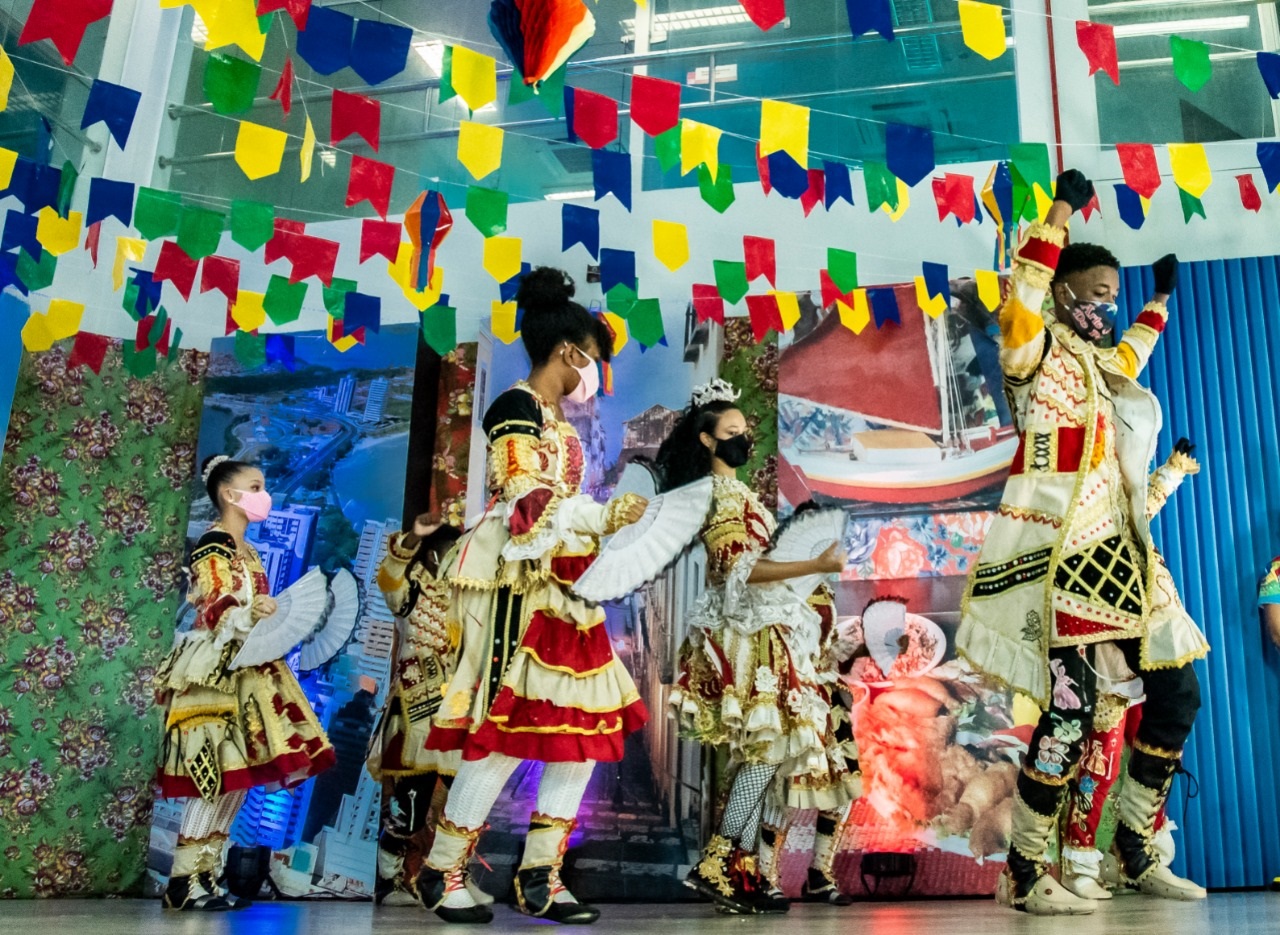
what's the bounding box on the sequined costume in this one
[155,529,334,908]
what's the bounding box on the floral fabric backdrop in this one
[430,343,476,528]
[843,511,997,580]
[719,319,779,511]
[0,340,206,897]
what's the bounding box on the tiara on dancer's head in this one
[691,379,741,409]
[202,455,230,484]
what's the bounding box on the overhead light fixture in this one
[414,40,445,75]
[622,5,756,42]
[544,190,596,201]
[1113,15,1250,39]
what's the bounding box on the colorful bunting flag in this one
[257,0,312,30]
[201,255,241,301]
[692,283,725,324]
[466,186,509,238]
[1171,35,1212,92]
[827,248,858,293]
[21,298,83,351]
[350,18,412,85]
[264,274,307,324]
[234,121,288,180]
[1076,21,1119,85]
[741,0,786,31]
[959,1,1006,61]
[681,119,722,177]
[975,269,1001,312]
[1257,142,1280,192]
[868,286,900,327]
[68,330,110,374]
[176,205,225,259]
[34,207,80,256]
[562,202,600,258]
[112,237,145,291]
[232,289,267,331]
[744,235,776,286]
[1237,174,1262,213]
[295,4,354,75]
[153,240,198,300]
[344,291,381,333]
[332,89,380,150]
[766,150,808,199]
[698,163,735,213]
[627,297,665,348]
[845,0,894,42]
[1168,143,1211,199]
[81,79,141,148]
[483,235,523,283]
[886,122,934,187]
[360,219,401,264]
[230,199,275,251]
[421,304,458,355]
[1113,184,1148,230]
[450,45,498,111]
[1116,143,1161,200]
[0,47,13,112]
[599,248,637,294]
[19,0,112,66]
[571,88,619,149]
[1258,51,1280,99]
[458,121,504,180]
[760,99,809,169]
[655,126,681,173]
[492,299,520,344]
[837,290,871,334]
[824,161,854,208]
[1179,188,1206,223]
[269,56,294,119]
[863,161,898,213]
[653,220,689,272]
[204,52,261,115]
[713,259,749,305]
[745,293,784,342]
[301,116,317,182]
[592,149,631,210]
[630,74,681,136]
[86,177,134,228]
[346,155,395,218]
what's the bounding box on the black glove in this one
[1174,437,1195,457]
[1153,254,1179,296]
[1054,169,1095,213]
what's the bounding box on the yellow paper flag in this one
[234,121,288,180]
[113,237,146,291]
[451,46,498,111]
[193,0,268,61]
[772,290,801,331]
[483,236,522,283]
[975,269,1001,312]
[458,121,504,180]
[759,99,809,168]
[652,219,689,272]
[0,46,13,112]
[492,300,520,344]
[681,119,722,177]
[232,290,267,332]
[837,290,871,334]
[602,311,629,354]
[22,299,84,351]
[0,147,17,188]
[35,208,83,257]
[915,276,948,319]
[300,117,316,182]
[881,179,911,221]
[388,242,445,310]
[959,1,1007,61]
[1168,143,1212,198]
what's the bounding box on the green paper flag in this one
[177,206,225,260]
[626,297,665,347]
[135,187,182,240]
[234,329,266,369]
[655,126,682,173]
[465,186,509,238]
[230,200,275,252]
[264,274,307,324]
[122,282,141,321]
[16,248,55,292]
[1171,35,1212,92]
[606,281,638,316]
[828,248,858,293]
[421,305,457,355]
[713,259,749,305]
[123,340,157,378]
[1009,142,1052,203]
[323,277,358,317]
[1179,187,1206,222]
[508,63,565,115]
[863,161,898,212]
[439,46,456,103]
[56,160,77,219]
[204,52,262,115]
[508,67,534,107]
[698,163,735,214]
[168,326,183,361]
[150,307,169,346]
[1008,162,1036,223]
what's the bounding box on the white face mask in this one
[565,345,600,403]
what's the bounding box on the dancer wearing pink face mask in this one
[417,267,649,925]
[154,455,334,911]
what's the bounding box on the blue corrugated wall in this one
[1120,256,1280,889]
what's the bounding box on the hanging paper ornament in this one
[489,0,596,90]
[405,190,453,290]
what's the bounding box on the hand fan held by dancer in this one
[231,567,335,669]
[767,504,847,599]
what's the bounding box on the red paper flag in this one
[630,74,681,137]
[360,219,401,263]
[801,169,825,216]
[258,0,312,30]
[68,331,110,374]
[692,284,725,324]
[745,293,784,342]
[1076,21,1119,85]
[1081,191,1102,221]
[571,88,618,150]
[84,221,102,267]
[1116,143,1161,200]
[743,236,777,287]
[265,219,306,265]
[756,144,772,195]
[153,240,198,300]
[224,305,239,335]
[332,89,381,151]
[347,155,395,219]
[201,255,241,301]
[287,235,340,285]
[19,0,112,66]
[946,173,976,223]
[818,269,852,309]
[932,177,950,222]
[270,56,294,120]
[740,0,785,30]
[1237,173,1263,212]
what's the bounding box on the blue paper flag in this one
[265,334,297,371]
[350,19,412,85]
[345,291,382,333]
[868,287,900,328]
[86,177,135,227]
[1,159,61,214]
[767,150,808,199]
[846,0,894,42]
[823,160,854,208]
[81,79,142,149]
[0,254,27,295]
[130,268,163,317]
[561,203,599,259]
[500,262,532,303]
[564,85,577,144]
[1258,52,1280,99]
[1257,141,1280,193]
[1113,184,1147,230]
[593,149,631,211]
[886,123,934,188]
[922,261,950,306]
[2,211,41,259]
[599,248,636,295]
[296,5,355,76]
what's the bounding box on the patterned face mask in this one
[1063,283,1117,344]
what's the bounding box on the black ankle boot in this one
[162,874,232,911]
[416,866,494,924]
[515,866,600,924]
[802,868,852,906]
[199,871,251,910]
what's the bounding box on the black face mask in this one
[715,434,753,468]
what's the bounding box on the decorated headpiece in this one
[202,455,230,484]
[691,378,740,409]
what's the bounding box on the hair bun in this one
[515,266,575,316]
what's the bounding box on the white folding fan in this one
[862,598,908,677]
[230,567,331,669]
[767,506,847,599]
[571,475,714,604]
[299,568,360,670]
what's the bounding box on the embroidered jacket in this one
[377,530,454,717]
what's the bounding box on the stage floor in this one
[1,894,1277,934]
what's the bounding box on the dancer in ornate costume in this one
[417,267,648,925]
[659,380,854,915]
[156,456,334,911]
[956,169,1207,915]
[1061,440,1202,899]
